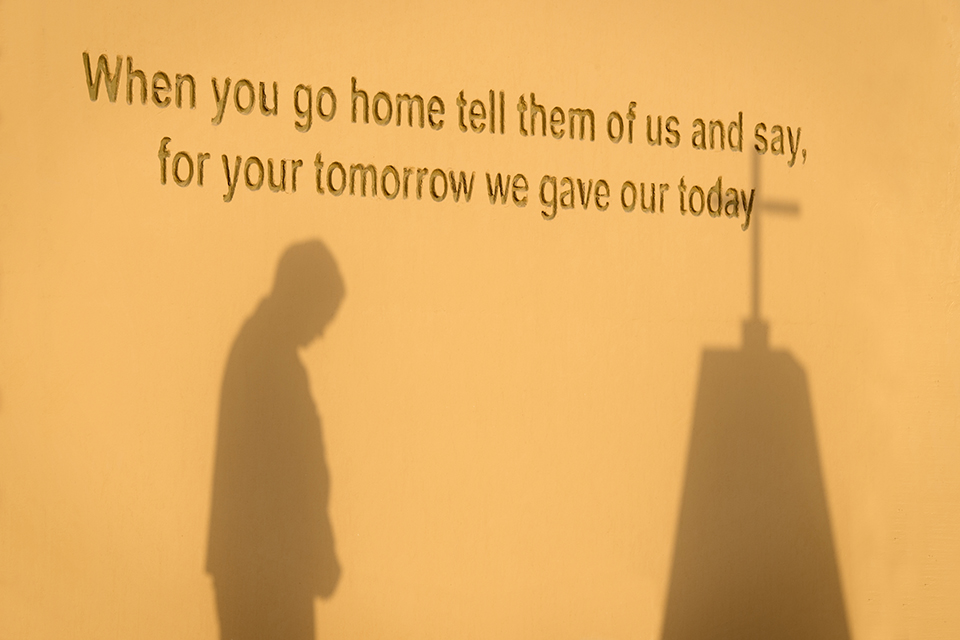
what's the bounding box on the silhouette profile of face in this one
[270,240,345,347]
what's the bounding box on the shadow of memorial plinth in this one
[661,322,851,640]
[207,240,345,640]
[661,159,851,640]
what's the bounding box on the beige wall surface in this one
[1,1,958,638]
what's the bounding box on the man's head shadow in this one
[266,240,346,348]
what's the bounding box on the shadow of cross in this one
[746,153,800,348]
[661,150,852,640]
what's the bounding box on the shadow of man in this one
[207,240,345,639]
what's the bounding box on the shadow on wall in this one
[662,158,851,639]
[206,240,345,640]
[661,321,851,640]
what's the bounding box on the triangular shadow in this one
[661,321,851,639]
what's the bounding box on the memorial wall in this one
[1,1,958,638]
